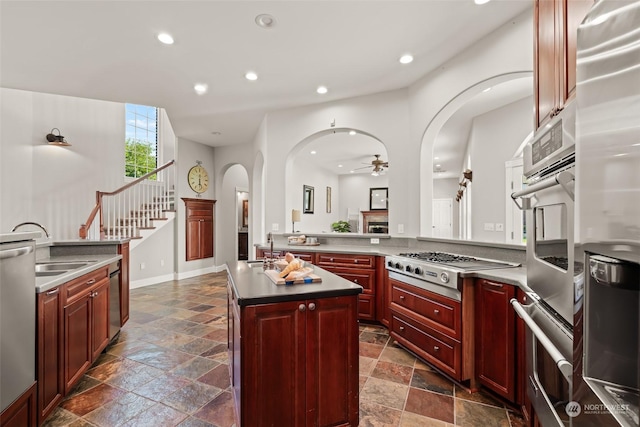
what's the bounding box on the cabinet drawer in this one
[63,267,108,305]
[326,267,375,293]
[391,310,460,380]
[358,294,376,321]
[186,202,213,218]
[390,280,460,338]
[317,253,375,269]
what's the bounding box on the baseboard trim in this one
[130,273,176,289]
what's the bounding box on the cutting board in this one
[264,269,322,285]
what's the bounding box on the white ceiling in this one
[1,0,532,151]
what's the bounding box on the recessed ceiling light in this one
[245,71,258,81]
[399,54,414,64]
[614,153,628,157]
[317,86,328,94]
[338,164,343,168]
[255,14,276,29]
[350,170,355,173]
[348,130,356,136]
[482,87,492,93]
[194,83,208,95]
[474,0,491,4]
[434,157,440,160]
[436,164,441,168]
[157,33,174,45]
[310,150,317,155]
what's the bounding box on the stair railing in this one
[79,160,175,240]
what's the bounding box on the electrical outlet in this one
[160,259,165,267]
[398,224,405,234]
[140,262,145,270]
[495,223,504,232]
[370,238,380,244]
[272,223,279,231]
[484,223,495,231]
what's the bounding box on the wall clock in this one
[188,161,209,194]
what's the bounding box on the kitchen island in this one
[226,260,362,427]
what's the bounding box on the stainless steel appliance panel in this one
[0,240,36,412]
[512,296,573,426]
[108,260,121,340]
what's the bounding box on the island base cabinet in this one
[237,296,359,427]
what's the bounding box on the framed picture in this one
[242,199,249,228]
[369,187,388,210]
[326,186,332,213]
[303,185,314,214]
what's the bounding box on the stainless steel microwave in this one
[524,101,576,178]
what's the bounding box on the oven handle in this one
[510,170,575,210]
[510,298,573,384]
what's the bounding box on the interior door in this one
[432,199,453,238]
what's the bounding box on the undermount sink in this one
[36,270,68,277]
[35,262,89,272]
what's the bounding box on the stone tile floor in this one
[43,272,527,427]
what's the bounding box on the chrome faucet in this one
[11,221,50,238]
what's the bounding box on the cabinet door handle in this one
[433,346,440,352]
[46,288,59,295]
[433,309,440,315]
[308,303,316,311]
[299,304,306,312]
[484,281,503,289]
[399,295,405,300]
[354,259,358,264]
[529,376,539,396]
[399,326,405,331]
[353,279,359,284]
[330,257,334,262]
[86,279,96,285]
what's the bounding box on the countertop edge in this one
[36,254,123,293]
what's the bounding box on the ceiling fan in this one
[355,154,389,176]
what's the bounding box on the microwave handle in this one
[510,299,573,384]
[511,170,575,210]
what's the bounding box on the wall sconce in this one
[292,209,301,232]
[455,169,473,202]
[45,128,71,146]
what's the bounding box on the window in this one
[125,104,158,178]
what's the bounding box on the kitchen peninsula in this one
[226,260,362,427]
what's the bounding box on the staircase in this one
[79,160,176,248]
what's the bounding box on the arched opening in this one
[219,163,250,265]
[284,128,389,234]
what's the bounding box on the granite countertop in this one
[227,260,362,307]
[0,232,41,244]
[461,266,529,292]
[256,243,401,256]
[35,254,122,293]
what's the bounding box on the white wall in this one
[175,137,217,276]
[130,218,175,284]
[291,164,340,233]
[415,9,533,237]
[338,174,389,233]
[0,88,124,239]
[465,96,532,242]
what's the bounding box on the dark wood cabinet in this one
[475,279,516,402]
[0,383,37,427]
[229,279,359,427]
[534,0,594,129]
[238,232,248,260]
[390,277,463,380]
[515,288,533,424]
[182,198,215,261]
[317,253,377,321]
[62,267,110,394]
[37,287,64,424]
[118,242,130,326]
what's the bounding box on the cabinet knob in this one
[399,326,405,331]
[308,303,316,311]
[299,304,306,312]
[354,279,359,284]
[330,257,334,262]
[354,259,358,264]
[433,346,440,352]
[399,295,405,300]
[434,309,440,315]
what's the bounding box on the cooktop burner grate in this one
[398,252,477,263]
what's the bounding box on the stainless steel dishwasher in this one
[109,260,121,340]
[0,239,36,413]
